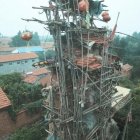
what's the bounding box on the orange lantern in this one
[21,32,32,41]
[78,0,87,12]
[103,15,111,22]
[101,11,109,17]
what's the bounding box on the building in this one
[0,52,39,75]
[41,42,54,51]
[23,67,51,86]
[0,88,41,138]
[12,46,44,53]
[0,47,15,55]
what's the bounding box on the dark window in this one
[32,59,35,62]
[0,63,3,66]
[17,61,20,64]
[25,60,28,63]
[9,62,12,65]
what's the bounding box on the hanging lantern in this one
[21,32,32,41]
[101,11,109,17]
[103,15,111,22]
[101,12,111,22]
[78,0,87,12]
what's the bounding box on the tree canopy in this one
[8,123,47,140]
[113,32,140,80]
[0,73,43,112]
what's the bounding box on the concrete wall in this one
[0,58,39,75]
[0,110,41,138]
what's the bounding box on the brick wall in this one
[0,110,41,138]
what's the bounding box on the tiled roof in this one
[41,42,54,50]
[23,75,38,84]
[24,68,51,85]
[0,52,38,63]
[75,56,102,70]
[12,46,44,53]
[0,88,11,109]
[39,75,52,86]
[32,68,49,76]
[0,47,15,52]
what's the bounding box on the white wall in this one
[0,58,39,75]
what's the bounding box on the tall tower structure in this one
[24,1,130,140]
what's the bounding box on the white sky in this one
[0,0,140,36]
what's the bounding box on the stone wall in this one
[0,110,41,139]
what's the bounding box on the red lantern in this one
[21,32,32,41]
[103,15,111,22]
[101,11,109,17]
[78,0,87,12]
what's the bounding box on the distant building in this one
[12,46,44,53]
[0,88,11,111]
[0,53,39,75]
[41,42,55,51]
[23,67,51,87]
[0,47,15,55]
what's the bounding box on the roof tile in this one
[32,68,49,76]
[0,88,11,109]
[0,52,38,63]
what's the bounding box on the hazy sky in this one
[0,0,140,36]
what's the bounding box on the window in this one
[32,59,35,62]
[9,62,12,65]
[0,63,3,66]
[25,60,28,63]
[17,61,20,64]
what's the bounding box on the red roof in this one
[0,52,38,63]
[75,56,101,70]
[0,88,11,109]
[24,68,51,85]
[0,47,15,52]
[32,68,49,76]
[39,75,52,86]
[23,75,38,84]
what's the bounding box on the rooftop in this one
[0,47,15,52]
[23,75,38,84]
[0,88,11,110]
[24,68,51,85]
[112,86,131,108]
[0,52,38,63]
[12,46,44,53]
[75,56,102,70]
[32,67,50,76]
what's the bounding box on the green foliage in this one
[23,99,43,115]
[113,32,140,80]
[45,50,55,59]
[7,106,17,121]
[8,123,47,140]
[9,31,40,47]
[0,73,43,112]
[114,82,140,140]
[29,32,41,46]
[119,77,134,89]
